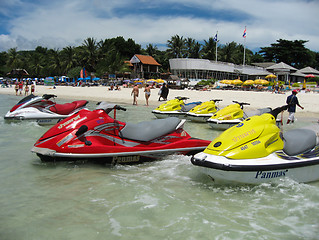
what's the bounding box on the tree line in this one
[0,35,318,79]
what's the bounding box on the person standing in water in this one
[131,84,139,105]
[286,89,304,124]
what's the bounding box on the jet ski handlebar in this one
[232,101,250,106]
[211,99,222,102]
[270,105,289,119]
[175,96,189,100]
[96,102,126,113]
[42,94,57,99]
[114,105,127,111]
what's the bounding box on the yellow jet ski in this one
[191,105,319,184]
[207,101,272,130]
[152,96,201,119]
[186,99,222,123]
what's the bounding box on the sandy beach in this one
[1,84,318,118]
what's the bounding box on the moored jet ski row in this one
[4,94,319,184]
[152,97,278,130]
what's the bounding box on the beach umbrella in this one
[92,77,100,81]
[305,74,315,78]
[156,79,165,83]
[147,79,156,83]
[254,79,269,85]
[232,79,243,85]
[265,74,277,79]
[220,79,232,84]
[243,80,254,85]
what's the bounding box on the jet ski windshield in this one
[17,94,37,105]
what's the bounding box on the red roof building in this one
[130,54,161,79]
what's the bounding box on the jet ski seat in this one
[181,102,201,112]
[49,100,88,115]
[283,129,317,156]
[120,117,182,142]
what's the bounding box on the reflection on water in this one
[0,94,319,240]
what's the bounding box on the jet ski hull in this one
[33,145,206,164]
[5,94,88,124]
[32,103,210,165]
[191,150,319,184]
[152,110,187,119]
[186,113,213,123]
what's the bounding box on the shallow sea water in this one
[1,94,319,240]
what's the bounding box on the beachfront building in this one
[130,54,161,79]
[169,58,271,82]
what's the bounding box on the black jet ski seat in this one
[120,117,182,142]
[283,129,317,156]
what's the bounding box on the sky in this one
[1,0,319,53]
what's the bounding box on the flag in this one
[213,33,218,42]
[80,68,86,78]
[242,27,247,38]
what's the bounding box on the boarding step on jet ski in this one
[152,96,202,119]
[191,105,319,184]
[186,99,222,123]
[206,101,273,130]
[31,102,210,164]
[4,94,88,125]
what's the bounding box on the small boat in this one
[186,99,222,123]
[152,96,201,119]
[191,105,319,184]
[206,101,273,130]
[32,102,210,164]
[4,94,88,125]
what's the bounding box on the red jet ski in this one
[4,94,88,125]
[31,102,210,164]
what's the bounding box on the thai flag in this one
[243,27,247,38]
[213,33,218,42]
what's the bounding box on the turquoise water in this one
[1,94,319,240]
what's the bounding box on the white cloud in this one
[0,0,318,52]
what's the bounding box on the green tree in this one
[185,38,201,58]
[60,46,78,74]
[167,35,186,58]
[81,37,99,72]
[201,37,217,60]
[7,48,22,69]
[259,39,314,68]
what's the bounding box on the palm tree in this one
[220,41,238,63]
[60,46,78,74]
[29,52,44,76]
[185,38,201,58]
[81,37,99,72]
[7,48,22,69]
[201,37,217,60]
[145,44,158,57]
[48,49,62,76]
[167,35,186,58]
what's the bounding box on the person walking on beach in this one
[18,81,23,95]
[24,83,29,95]
[131,84,139,105]
[158,83,169,101]
[286,89,304,124]
[30,83,35,95]
[144,84,151,106]
[14,82,19,95]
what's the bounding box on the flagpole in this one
[215,31,218,62]
[243,38,246,66]
[243,26,246,66]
